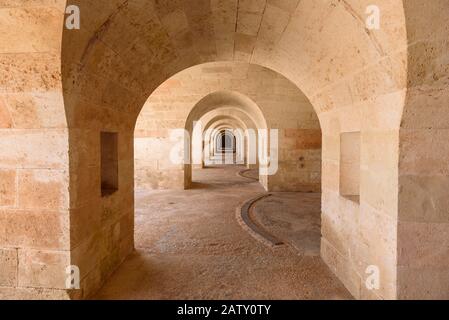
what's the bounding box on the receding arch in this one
[200,108,261,170]
[200,115,249,167]
[184,90,268,132]
[210,124,244,164]
[184,90,268,188]
[134,62,319,194]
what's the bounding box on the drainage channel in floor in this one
[237,192,321,256]
[237,193,285,248]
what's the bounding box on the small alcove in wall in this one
[339,132,361,203]
[101,132,119,197]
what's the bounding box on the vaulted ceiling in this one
[63,0,408,124]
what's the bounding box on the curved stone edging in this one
[237,169,259,181]
[236,194,285,248]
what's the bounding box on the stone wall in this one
[0,1,72,299]
[0,0,447,300]
[397,0,449,299]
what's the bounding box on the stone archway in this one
[183,90,268,189]
[134,62,319,191]
[57,0,410,298]
[216,129,236,154]
[198,107,261,173]
[2,0,449,300]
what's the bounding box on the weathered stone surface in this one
[17,169,69,210]
[0,248,17,286]
[0,169,15,207]
[0,287,71,301]
[2,209,69,250]
[18,249,69,289]
[0,129,69,169]
[0,0,447,300]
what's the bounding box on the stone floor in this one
[94,165,352,300]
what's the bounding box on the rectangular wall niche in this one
[340,132,361,202]
[101,132,119,197]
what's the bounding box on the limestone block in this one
[119,234,134,263]
[321,207,350,258]
[362,132,399,170]
[321,160,339,192]
[3,92,66,129]
[0,6,63,54]
[398,175,449,223]
[360,167,398,218]
[70,202,101,249]
[18,169,69,210]
[78,267,102,299]
[3,209,69,250]
[399,128,449,176]
[321,134,339,162]
[401,87,449,130]
[256,3,290,47]
[69,129,101,169]
[234,33,257,56]
[397,265,449,300]
[71,235,103,280]
[398,221,449,269]
[69,165,100,208]
[0,286,70,300]
[0,53,61,92]
[0,210,5,244]
[0,129,69,169]
[267,0,299,12]
[0,96,12,128]
[237,12,264,36]
[407,39,449,88]
[18,249,69,289]
[295,130,321,149]
[321,238,361,299]
[357,203,397,298]
[351,62,401,104]
[0,169,15,207]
